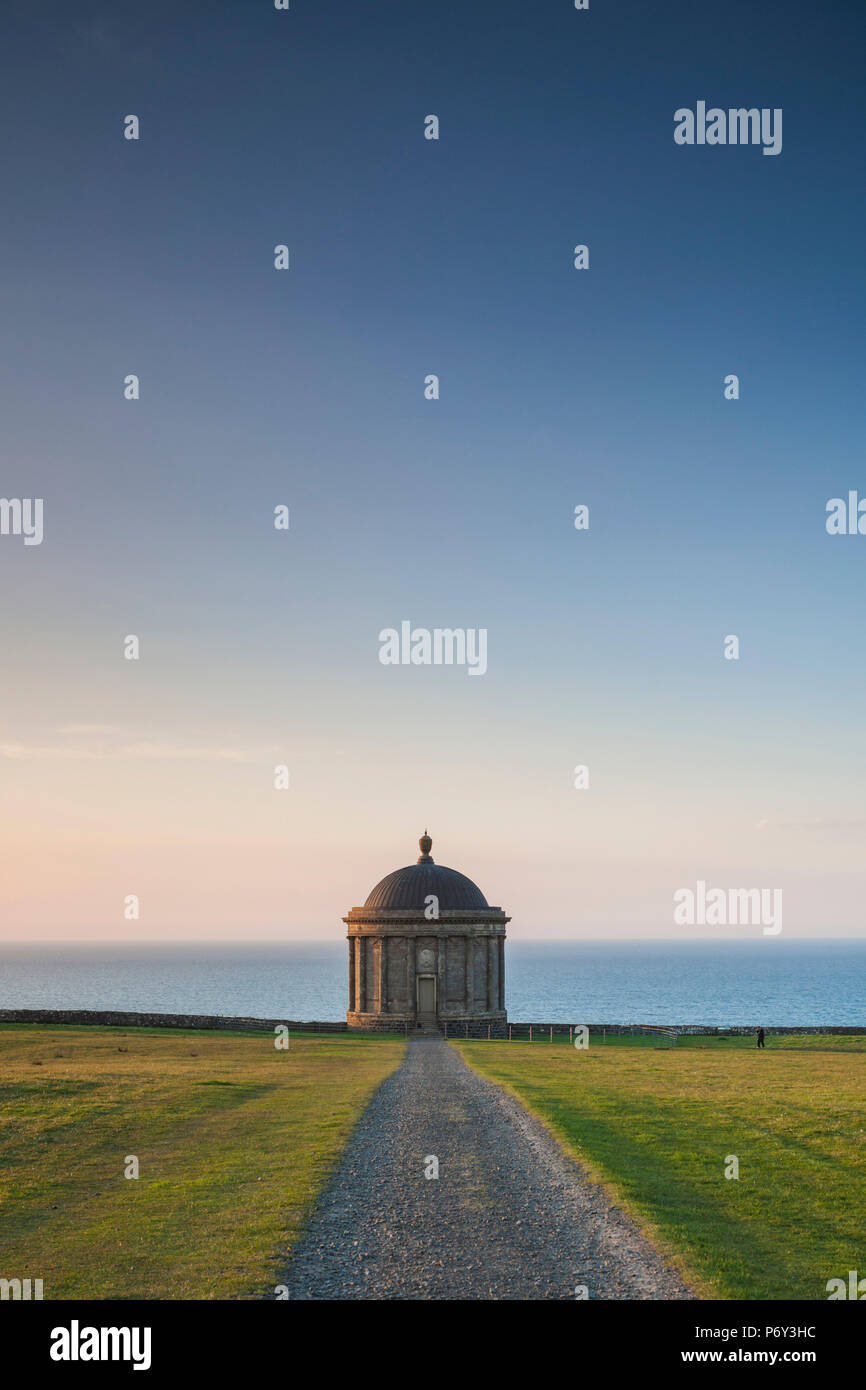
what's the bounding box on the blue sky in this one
[1,0,864,939]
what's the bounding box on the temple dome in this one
[363,832,490,911]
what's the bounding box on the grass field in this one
[453,1034,866,1300]
[0,1024,404,1299]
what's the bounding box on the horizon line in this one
[3,936,865,947]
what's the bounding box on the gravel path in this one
[278,1036,695,1300]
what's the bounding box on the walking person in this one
[757,1027,766,1049]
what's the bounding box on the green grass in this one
[453,1036,866,1300]
[0,1025,403,1299]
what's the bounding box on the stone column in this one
[465,935,474,1013]
[487,936,498,1012]
[498,937,505,1009]
[406,935,416,1022]
[438,935,447,1020]
[356,936,366,1012]
[378,936,387,1013]
[348,938,355,1012]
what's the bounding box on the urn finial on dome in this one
[418,829,433,863]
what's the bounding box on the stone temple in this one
[345,832,509,1036]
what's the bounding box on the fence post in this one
[550,1026,553,1043]
[529,1025,533,1042]
[509,1024,512,1041]
[488,1023,491,1040]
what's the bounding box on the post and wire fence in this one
[439,1021,680,1044]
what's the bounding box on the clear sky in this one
[1,0,864,941]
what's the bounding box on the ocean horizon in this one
[1,939,864,1028]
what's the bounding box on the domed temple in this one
[345,832,509,1036]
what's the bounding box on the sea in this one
[0,940,864,1026]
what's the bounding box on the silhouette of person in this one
[757,1027,766,1049]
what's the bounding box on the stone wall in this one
[441,1016,508,1039]
[0,1009,347,1033]
[1,1009,861,1037]
[511,1022,866,1037]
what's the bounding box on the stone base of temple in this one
[346,1011,413,1032]
[346,1010,508,1038]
